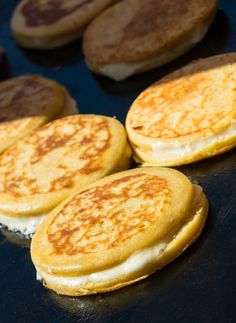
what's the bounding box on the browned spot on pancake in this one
[47,173,171,255]
[50,173,74,190]
[0,116,111,197]
[123,0,189,40]
[29,117,110,167]
[30,137,73,164]
[132,125,143,130]
[80,137,92,145]
[58,164,67,169]
[21,0,95,27]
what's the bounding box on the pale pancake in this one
[0,74,74,154]
[0,115,131,219]
[126,53,236,166]
[11,0,117,49]
[31,167,208,296]
[83,0,217,80]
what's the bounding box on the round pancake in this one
[0,74,69,154]
[0,115,131,216]
[11,0,117,49]
[83,0,217,80]
[31,167,208,296]
[126,53,236,166]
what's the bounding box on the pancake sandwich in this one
[11,0,117,49]
[31,167,208,296]
[83,0,218,81]
[126,53,236,166]
[0,74,77,154]
[0,115,131,236]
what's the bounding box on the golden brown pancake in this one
[0,114,131,236]
[11,0,117,49]
[0,74,78,155]
[31,167,208,296]
[83,0,218,80]
[126,53,236,166]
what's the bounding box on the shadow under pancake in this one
[177,146,236,179]
[0,53,11,82]
[22,38,84,69]
[49,218,210,318]
[0,227,31,248]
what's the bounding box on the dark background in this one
[0,1,236,322]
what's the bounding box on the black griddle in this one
[0,1,236,322]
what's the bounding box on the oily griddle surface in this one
[0,0,236,322]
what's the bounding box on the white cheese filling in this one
[36,185,202,288]
[97,17,214,81]
[149,122,236,161]
[0,212,48,236]
[36,242,167,286]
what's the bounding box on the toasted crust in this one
[0,115,131,215]
[31,167,194,274]
[11,0,117,49]
[133,134,236,167]
[0,74,68,154]
[31,168,208,296]
[126,53,236,166]
[83,0,217,67]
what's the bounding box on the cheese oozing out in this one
[142,121,236,162]
[0,212,48,237]
[95,16,215,81]
[36,185,202,288]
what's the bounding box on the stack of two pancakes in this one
[31,167,208,296]
[126,53,236,166]
[11,0,117,49]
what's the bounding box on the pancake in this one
[126,53,236,166]
[11,0,117,49]
[0,115,131,236]
[31,167,208,296]
[0,74,78,154]
[83,0,218,81]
